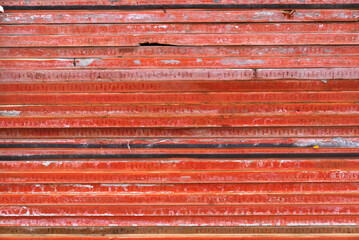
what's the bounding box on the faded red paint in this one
[0,3,358,239]
[2,10,359,23]
[1,0,358,6]
[2,34,359,47]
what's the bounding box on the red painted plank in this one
[1,215,359,226]
[0,69,256,82]
[2,23,358,36]
[1,92,358,105]
[58,56,359,68]
[256,68,359,80]
[2,204,359,216]
[1,103,358,117]
[2,56,359,69]
[1,235,359,240]
[0,193,358,205]
[2,236,359,240]
[1,127,358,138]
[2,137,357,146]
[1,114,359,128]
[2,182,358,194]
[2,159,359,172]
[2,34,358,47]
[1,46,358,58]
[1,170,358,183]
[2,10,358,24]
[3,68,359,82]
[1,80,358,93]
[1,0,358,6]
[0,226,357,234]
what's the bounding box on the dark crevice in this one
[3,4,359,10]
[253,68,258,78]
[1,153,359,161]
[139,42,174,47]
[0,143,314,148]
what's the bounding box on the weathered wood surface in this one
[1,0,359,6]
[0,4,359,239]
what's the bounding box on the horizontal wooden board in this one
[2,0,359,6]
[2,34,359,47]
[2,204,359,216]
[0,235,359,240]
[1,226,359,234]
[0,45,359,59]
[1,235,359,240]
[1,103,358,117]
[1,127,358,138]
[0,137,358,149]
[2,182,358,194]
[2,56,359,69]
[1,145,358,157]
[2,10,359,24]
[1,46,358,58]
[1,215,359,226]
[3,226,359,235]
[1,5,359,237]
[2,182,359,196]
[0,193,358,204]
[1,159,358,171]
[2,23,359,36]
[2,68,359,82]
[1,115,359,128]
[1,92,358,105]
[2,80,359,93]
[1,170,359,183]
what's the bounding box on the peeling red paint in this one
[0,3,358,238]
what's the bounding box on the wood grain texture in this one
[1,0,358,6]
[0,4,358,238]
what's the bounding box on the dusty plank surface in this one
[2,10,359,24]
[0,4,358,239]
[1,0,358,6]
[1,46,359,58]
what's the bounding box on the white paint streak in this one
[42,161,52,167]
[220,59,264,66]
[72,184,94,189]
[161,60,180,64]
[76,59,95,67]
[0,110,21,116]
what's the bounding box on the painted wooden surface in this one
[1,0,359,6]
[0,2,359,239]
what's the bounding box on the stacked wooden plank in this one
[0,0,359,239]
